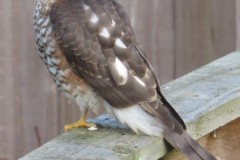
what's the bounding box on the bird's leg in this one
[64,107,96,131]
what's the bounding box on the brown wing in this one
[109,1,185,128]
[49,0,157,108]
[49,0,185,129]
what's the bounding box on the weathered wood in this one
[0,1,59,159]
[0,1,237,159]
[20,51,240,160]
[163,118,240,160]
[0,2,16,160]
[174,0,236,77]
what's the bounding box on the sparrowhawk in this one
[33,0,216,159]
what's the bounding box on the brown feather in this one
[35,0,217,159]
[49,0,157,108]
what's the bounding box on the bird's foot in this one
[64,120,96,131]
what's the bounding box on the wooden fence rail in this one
[0,1,237,159]
[20,51,240,160]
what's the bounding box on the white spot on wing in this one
[99,28,110,38]
[112,20,116,27]
[114,58,128,84]
[83,4,90,10]
[133,76,146,87]
[115,38,127,49]
[90,14,99,24]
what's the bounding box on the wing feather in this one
[50,0,157,108]
[49,0,185,129]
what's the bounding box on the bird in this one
[33,0,216,159]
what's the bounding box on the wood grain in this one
[20,52,240,160]
[0,0,237,159]
[0,1,59,159]
[174,0,236,77]
[0,1,16,159]
[163,118,240,160]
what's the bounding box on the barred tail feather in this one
[163,130,216,160]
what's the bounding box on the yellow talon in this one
[64,114,96,131]
[64,121,96,131]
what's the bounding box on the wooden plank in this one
[20,51,240,160]
[162,51,240,135]
[0,1,59,159]
[174,0,236,77]
[162,118,240,160]
[0,1,16,159]
[12,1,59,158]
[19,115,168,160]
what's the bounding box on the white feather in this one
[99,28,110,38]
[104,102,164,137]
[115,38,127,49]
[37,18,44,26]
[51,58,60,65]
[61,83,71,91]
[41,17,50,27]
[90,14,99,24]
[58,70,65,76]
[40,27,46,35]
[73,87,102,114]
[114,58,128,84]
[83,4,90,10]
[47,56,53,65]
[49,67,57,75]
[112,20,116,27]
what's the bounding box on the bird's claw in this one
[64,121,96,131]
